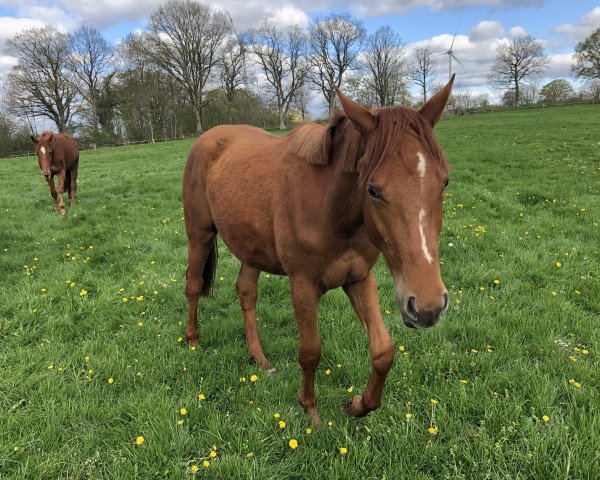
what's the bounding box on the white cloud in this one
[555,6,600,43]
[509,26,528,37]
[0,17,46,48]
[267,5,309,28]
[469,21,503,41]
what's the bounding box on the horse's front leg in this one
[290,275,323,426]
[46,177,59,212]
[342,272,395,417]
[55,171,66,214]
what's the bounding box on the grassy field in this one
[0,104,598,479]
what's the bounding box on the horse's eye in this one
[443,178,449,189]
[367,185,381,199]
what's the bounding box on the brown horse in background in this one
[183,75,455,425]
[31,131,79,214]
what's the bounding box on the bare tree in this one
[4,26,80,132]
[489,35,549,106]
[572,28,600,80]
[362,26,408,106]
[307,13,366,117]
[411,45,436,104]
[219,37,247,124]
[69,26,116,133]
[244,21,308,129]
[141,0,232,134]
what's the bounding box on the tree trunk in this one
[194,107,203,135]
[278,108,286,130]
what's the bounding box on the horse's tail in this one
[201,237,218,297]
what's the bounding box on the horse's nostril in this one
[441,291,449,314]
[405,296,418,322]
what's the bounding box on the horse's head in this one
[336,76,454,329]
[31,132,55,180]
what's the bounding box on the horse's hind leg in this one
[236,264,275,373]
[69,164,78,205]
[185,231,217,348]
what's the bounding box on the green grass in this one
[0,104,599,479]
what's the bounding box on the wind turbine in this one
[445,22,465,80]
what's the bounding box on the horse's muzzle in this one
[42,172,52,180]
[399,291,449,329]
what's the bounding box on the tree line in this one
[1,0,599,156]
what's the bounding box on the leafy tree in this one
[244,21,308,129]
[307,13,366,117]
[489,36,549,106]
[4,26,80,132]
[141,0,232,134]
[361,26,408,106]
[69,26,116,133]
[411,45,436,104]
[572,28,600,80]
[539,79,574,104]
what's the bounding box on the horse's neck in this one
[323,165,364,236]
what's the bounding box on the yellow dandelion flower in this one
[459,379,468,384]
[202,460,210,468]
[339,447,348,455]
[582,349,589,355]
[177,337,183,343]
[211,444,217,451]
[209,450,217,458]
[405,413,413,421]
[289,439,298,449]
[80,289,88,296]
[336,363,342,368]
[555,261,562,268]
[179,407,188,415]
[246,452,254,458]
[347,386,353,393]
[471,348,479,353]
[398,345,405,351]
[121,297,128,302]
[190,465,199,472]
[428,426,439,435]
[250,374,258,382]
[542,415,550,422]
[328,421,333,427]
[198,394,205,400]
[479,286,485,291]
[240,377,246,383]
[135,436,144,445]
[177,419,184,426]
[274,412,281,419]
[551,291,558,296]
[305,428,312,434]
[47,364,54,369]
[137,321,144,327]
[84,356,90,362]
[108,377,114,384]
[278,420,286,429]
[493,279,500,285]
[13,447,20,452]
[430,398,438,405]
[568,379,582,388]
[41,288,47,294]
[325,369,331,375]
[136,295,144,301]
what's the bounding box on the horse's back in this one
[57,133,79,166]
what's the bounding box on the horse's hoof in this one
[345,395,368,418]
[268,367,277,375]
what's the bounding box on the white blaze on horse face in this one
[40,146,46,155]
[417,151,427,180]
[418,208,434,264]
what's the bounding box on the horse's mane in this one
[286,107,447,185]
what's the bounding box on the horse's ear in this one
[31,135,38,144]
[419,73,455,128]
[334,87,376,136]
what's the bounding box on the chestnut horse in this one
[183,75,455,425]
[31,131,79,214]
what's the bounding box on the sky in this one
[0,0,599,109]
